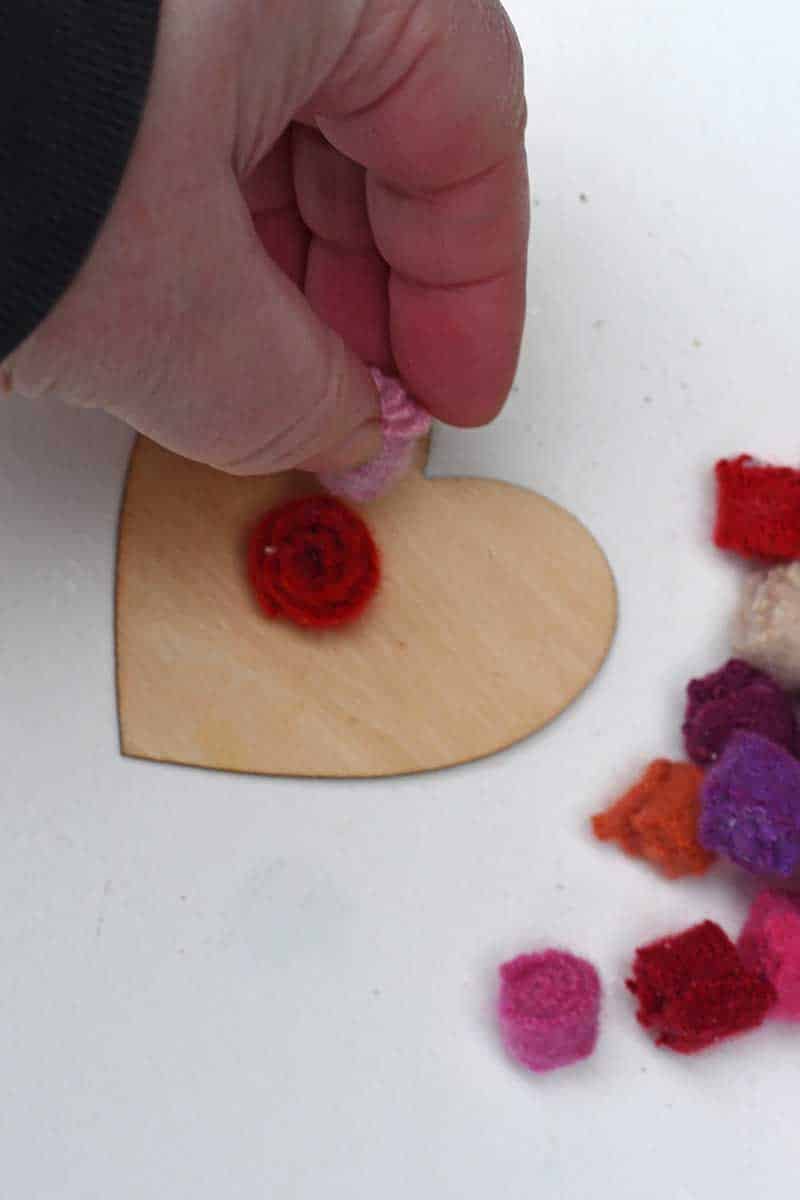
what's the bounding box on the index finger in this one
[312,0,529,426]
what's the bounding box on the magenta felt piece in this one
[738,890,800,1019]
[497,949,601,1072]
[699,731,800,877]
[319,368,432,503]
[683,659,797,766]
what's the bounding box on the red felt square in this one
[627,920,776,1053]
[715,455,800,560]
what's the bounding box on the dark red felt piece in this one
[247,495,380,629]
[627,920,776,1054]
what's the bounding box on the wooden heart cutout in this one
[116,436,617,777]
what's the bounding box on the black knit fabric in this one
[0,2,161,359]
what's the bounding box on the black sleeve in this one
[0,1,161,361]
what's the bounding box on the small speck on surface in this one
[692,338,703,349]
[579,192,589,204]
[643,396,654,405]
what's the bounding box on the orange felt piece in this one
[592,760,714,879]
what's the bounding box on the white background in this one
[2,1,800,1196]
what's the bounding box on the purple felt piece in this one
[497,949,601,1073]
[683,659,797,766]
[699,731,800,877]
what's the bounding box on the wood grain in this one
[116,437,617,777]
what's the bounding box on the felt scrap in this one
[497,949,601,1073]
[627,919,776,1053]
[714,455,800,560]
[319,368,432,504]
[734,563,800,691]
[592,760,714,878]
[698,731,800,878]
[738,890,800,1020]
[683,658,796,766]
[247,494,380,629]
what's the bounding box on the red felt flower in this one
[627,920,776,1054]
[247,495,380,629]
[715,455,800,560]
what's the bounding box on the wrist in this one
[0,1,162,359]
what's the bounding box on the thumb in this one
[116,184,384,476]
[12,176,383,477]
[165,190,385,475]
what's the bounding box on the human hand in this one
[9,0,529,476]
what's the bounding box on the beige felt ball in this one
[734,563,800,692]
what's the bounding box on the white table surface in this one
[3,2,800,1196]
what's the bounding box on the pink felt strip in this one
[319,367,432,504]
